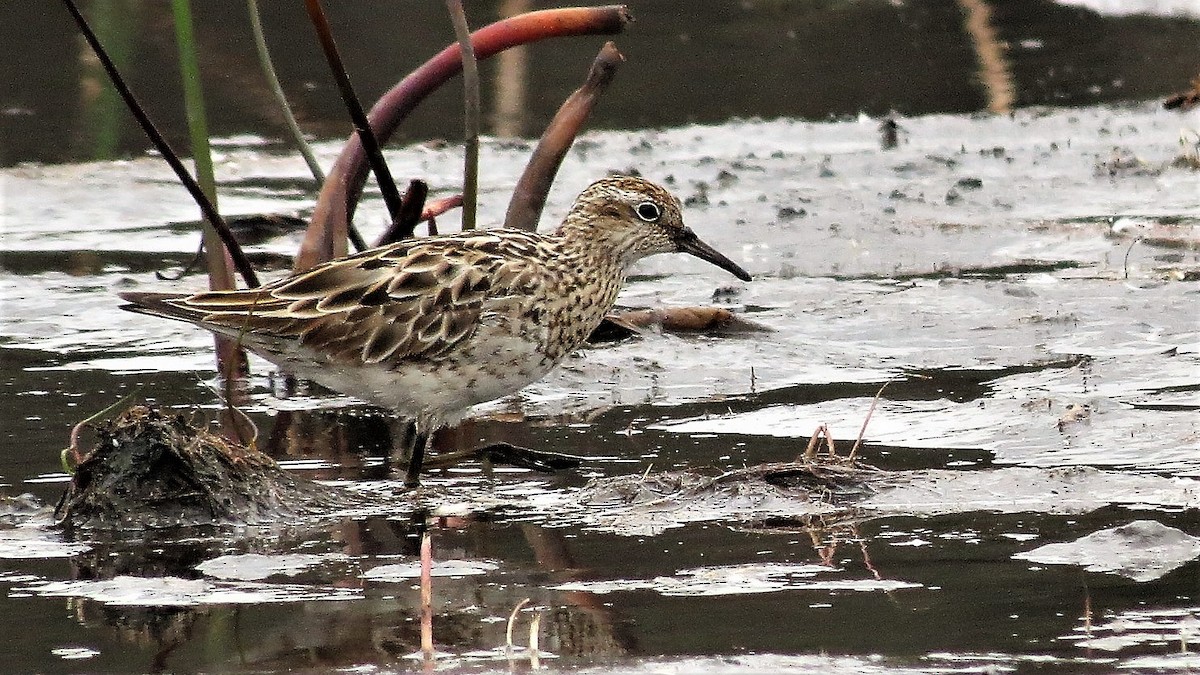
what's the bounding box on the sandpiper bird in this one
[120,175,751,486]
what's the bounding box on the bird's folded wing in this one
[164,236,548,366]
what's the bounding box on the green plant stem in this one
[171,0,246,379]
[446,0,480,230]
[170,0,229,287]
[246,0,325,186]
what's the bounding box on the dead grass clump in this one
[55,405,356,530]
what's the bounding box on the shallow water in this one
[3,1,1200,673]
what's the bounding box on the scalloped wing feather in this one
[160,234,548,367]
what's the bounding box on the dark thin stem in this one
[375,180,429,246]
[345,217,369,252]
[303,0,405,229]
[60,0,259,288]
[446,0,479,230]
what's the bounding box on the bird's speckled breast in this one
[538,248,625,362]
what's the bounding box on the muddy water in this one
[3,1,1200,674]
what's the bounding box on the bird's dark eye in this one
[635,201,662,222]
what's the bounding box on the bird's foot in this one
[420,443,583,473]
[475,442,584,472]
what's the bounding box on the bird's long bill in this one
[677,230,752,281]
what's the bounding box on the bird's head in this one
[560,175,751,281]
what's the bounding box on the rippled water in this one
[2,1,1200,673]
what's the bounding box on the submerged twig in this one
[847,380,892,462]
[303,0,406,238]
[59,0,259,288]
[505,42,624,231]
[446,0,480,230]
[299,5,632,271]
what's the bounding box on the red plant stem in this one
[422,195,465,222]
[297,5,631,271]
[504,41,623,231]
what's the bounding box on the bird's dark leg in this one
[404,429,430,488]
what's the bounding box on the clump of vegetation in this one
[55,406,355,529]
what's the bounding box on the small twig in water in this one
[848,379,892,462]
[824,428,838,459]
[505,597,532,651]
[1123,236,1143,280]
[639,463,654,484]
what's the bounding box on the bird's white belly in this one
[273,330,556,426]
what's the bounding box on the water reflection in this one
[41,508,642,671]
[958,0,1015,113]
[493,0,532,138]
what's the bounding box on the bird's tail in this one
[117,291,209,323]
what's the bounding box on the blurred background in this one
[2,0,1198,167]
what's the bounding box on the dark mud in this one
[55,406,358,530]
